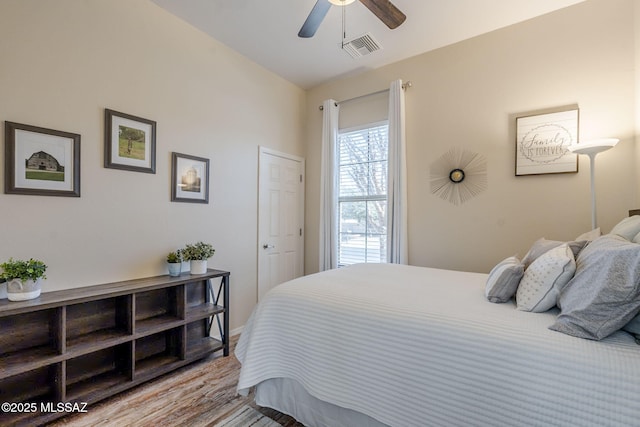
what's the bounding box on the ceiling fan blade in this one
[359,0,406,29]
[298,0,332,38]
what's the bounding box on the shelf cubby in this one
[0,308,61,377]
[134,327,183,380]
[186,280,208,306]
[66,295,132,355]
[0,364,59,404]
[185,279,224,322]
[186,319,224,359]
[0,363,64,427]
[66,343,133,403]
[135,287,182,336]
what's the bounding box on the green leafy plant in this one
[182,242,215,261]
[166,250,183,263]
[0,258,47,281]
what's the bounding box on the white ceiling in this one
[151,0,586,89]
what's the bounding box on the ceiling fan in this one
[298,0,406,38]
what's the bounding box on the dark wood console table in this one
[0,269,230,426]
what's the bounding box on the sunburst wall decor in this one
[430,147,487,205]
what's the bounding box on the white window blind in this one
[337,122,388,266]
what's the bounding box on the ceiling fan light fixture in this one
[299,0,405,38]
[329,0,356,5]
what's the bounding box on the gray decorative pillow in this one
[550,235,640,340]
[516,244,576,313]
[485,256,524,303]
[521,238,587,270]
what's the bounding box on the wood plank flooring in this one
[47,335,303,427]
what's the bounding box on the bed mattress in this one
[236,263,640,426]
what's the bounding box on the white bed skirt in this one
[255,378,387,427]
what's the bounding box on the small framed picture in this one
[4,121,81,197]
[171,152,210,204]
[104,109,156,173]
[515,107,579,176]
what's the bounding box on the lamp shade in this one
[329,0,356,5]
[567,138,619,156]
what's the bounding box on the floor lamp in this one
[567,138,619,230]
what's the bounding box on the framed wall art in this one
[515,107,579,176]
[5,121,81,197]
[171,152,210,204]
[104,108,156,173]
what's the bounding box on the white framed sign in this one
[515,107,579,176]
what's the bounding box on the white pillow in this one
[521,238,587,270]
[516,244,576,312]
[485,256,524,303]
[610,216,640,241]
[575,227,600,242]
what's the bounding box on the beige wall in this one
[635,0,640,189]
[0,0,306,331]
[305,0,637,274]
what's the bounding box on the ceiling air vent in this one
[341,33,382,59]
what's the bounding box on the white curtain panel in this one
[319,99,339,271]
[387,80,408,264]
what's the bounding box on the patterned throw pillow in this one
[516,244,576,313]
[485,256,524,303]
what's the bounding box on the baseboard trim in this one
[211,325,244,341]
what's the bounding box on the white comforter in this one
[236,263,640,427]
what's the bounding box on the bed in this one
[236,223,640,427]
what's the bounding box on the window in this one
[337,122,388,266]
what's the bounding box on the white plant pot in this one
[190,260,207,275]
[7,278,42,301]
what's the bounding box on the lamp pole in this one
[568,138,619,231]
[586,151,598,230]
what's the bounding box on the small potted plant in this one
[0,258,47,301]
[182,241,215,274]
[166,250,183,277]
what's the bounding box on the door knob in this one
[263,244,275,249]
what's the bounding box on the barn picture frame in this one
[4,121,81,197]
[104,109,156,174]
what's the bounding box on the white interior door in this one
[258,147,304,301]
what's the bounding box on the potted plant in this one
[166,249,183,277]
[182,241,215,274]
[0,258,47,301]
